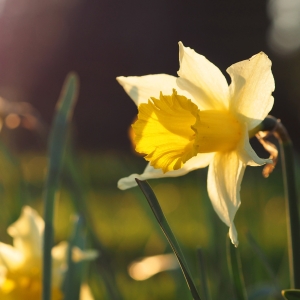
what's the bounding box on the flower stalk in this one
[260,116,300,288]
[276,126,300,289]
[226,235,247,300]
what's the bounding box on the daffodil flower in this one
[117,42,275,246]
[0,206,97,299]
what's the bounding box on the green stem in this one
[261,116,300,288]
[196,248,210,300]
[226,236,248,300]
[276,128,300,288]
[64,150,124,300]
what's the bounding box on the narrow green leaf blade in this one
[63,215,85,300]
[280,140,300,288]
[136,179,201,300]
[42,72,79,300]
[282,289,300,300]
[226,235,248,300]
[196,248,210,300]
[63,147,123,300]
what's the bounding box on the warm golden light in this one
[128,253,178,281]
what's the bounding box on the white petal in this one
[227,52,275,130]
[176,78,218,110]
[177,42,230,110]
[118,153,214,190]
[117,74,197,106]
[72,247,99,263]
[229,226,238,247]
[0,265,7,286]
[207,152,246,246]
[52,241,68,288]
[80,283,94,300]
[238,127,272,166]
[7,206,44,260]
[52,241,68,263]
[128,254,178,280]
[0,242,23,270]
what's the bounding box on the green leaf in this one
[281,140,300,288]
[62,143,123,300]
[63,146,123,300]
[196,248,210,300]
[42,73,79,300]
[136,179,201,300]
[226,236,247,300]
[282,289,300,300]
[63,215,86,300]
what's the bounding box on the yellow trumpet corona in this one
[133,89,243,173]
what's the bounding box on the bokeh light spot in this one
[5,113,21,129]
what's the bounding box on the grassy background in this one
[0,146,295,299]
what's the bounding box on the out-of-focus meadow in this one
[0,0,299,299]
[0,141,296,299]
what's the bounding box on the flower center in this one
[133,90,242,173]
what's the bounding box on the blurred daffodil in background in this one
[117,42,275,246]
[0,206,97,300]
[128,253,178,281]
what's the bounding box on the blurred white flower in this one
[128,253,178,281]
[0,206,97,299]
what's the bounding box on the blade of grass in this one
[136,179,201,300]
[62,146,123,300]
[42,72,79,300]
[63,215,86,300]
[196,248,210,300]
[226,235,247,300]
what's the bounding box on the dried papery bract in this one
[256,130,278,178]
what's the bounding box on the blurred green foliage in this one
[0,146,296,299]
